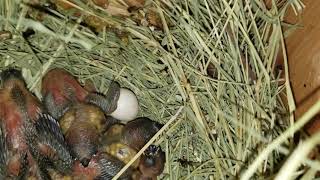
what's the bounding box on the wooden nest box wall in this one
[276,0,320,135]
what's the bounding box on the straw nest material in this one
[2,0,320,179]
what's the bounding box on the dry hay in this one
[1,0,318,179]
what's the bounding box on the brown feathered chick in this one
[59,103,106,167]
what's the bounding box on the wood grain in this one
[276,0,320,134]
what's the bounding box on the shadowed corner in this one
[304,113,320,136]
[294,85,320,135]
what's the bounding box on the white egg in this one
[110,88,139,122]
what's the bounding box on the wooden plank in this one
[276,0,320,134]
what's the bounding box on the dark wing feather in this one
[96,153,132,180]
[0,123,8,179]
[28,113,73,173]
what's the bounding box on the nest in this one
[1,0,320,179]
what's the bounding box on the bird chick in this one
[0,68,42,120]
[42,68,138,122]
[100,123,140,168]
[72,152,133,180]
[100,117,162,156]
[122,117,163,151]
[0,68,72,178]
[59,103,106,167]
[0,68,42,178]
[138,145,165,180]
[41,68,89,119]
[99,117,163,170]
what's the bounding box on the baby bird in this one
[99,117,163,178]
[100,117,162,154]
[122,117,163,151]
[41,68,89,119]
[100,123,140,168]
[42,68,139,122]
[0,68,42,178]
[100,122,165,180]
[0,68,73,178]
[59,103,106,167]
[138,145,165,180]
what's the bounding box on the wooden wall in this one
[277,0,320,134]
